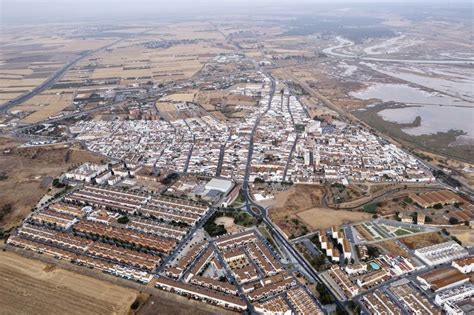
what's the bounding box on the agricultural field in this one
[69,32,230,86]
[0,25,118,104]
[0,251,138,315]
[15,89,75,123]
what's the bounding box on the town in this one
[1,2,473,314]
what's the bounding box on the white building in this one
[95,171,111,185]
[414,241,469,266]
[443,298,474,315]
[107,175,121,186]
[64,163,108,182]
[205,178,233,195]
[452,256,474,274]
[435,284,474,306]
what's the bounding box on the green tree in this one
[117,216,129,224]
[449,217,459,225]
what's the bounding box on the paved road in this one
[0,37,126,113]
[237,72,350,311]
[283,69,474,199]
[215,140,228,177]
[155,208,216,274]
[242,72,276,214]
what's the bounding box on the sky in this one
[1,0,471,24]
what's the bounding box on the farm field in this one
[16,89,74,123]
[0,251,138,315]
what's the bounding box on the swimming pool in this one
[369,262,381,270]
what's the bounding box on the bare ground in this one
[0,137,104,229]
[0,251,138,315]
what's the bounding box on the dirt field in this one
[267,184,369,236]
[0,251,138,315]
[214,216,241,233]
[377,240,410,257]
[0,138,104,229]
[268,184,326,219]
[447,227,474,246]
[399,232,445,250]
[138,290,236,315]
[296,208,370,230]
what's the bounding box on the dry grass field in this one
[138,290,237,315]
[0,251,138,315]
[447,227,474,246]
[268,184,326,219]
[399,232,445,250]
[296,208,370,230]
[16,90,74,123]
[161,92,196,103]
[0,138,104,229]
[267,185,370,236]
[377,240,410,257]
[155,102,176,112]
[214,216,241,233]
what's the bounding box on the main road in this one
[241,72,347,311]
[0,38,127,113]
[0,26,161,113]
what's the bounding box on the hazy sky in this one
[1,0,471,24]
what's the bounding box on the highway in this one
[0,38,126,113]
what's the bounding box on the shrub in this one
[117,216,129,224]
[449,217,459,225]
[363,203,378,214]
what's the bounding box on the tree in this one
[316,283,334,305]
[452,236,462,245]
[117,216,129,224]
[336,304,349,315]
[52,178,65,188]
[367,246,380,258]
[347,300,360,314]
[449,217,459,225]
[433,203,443,209]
